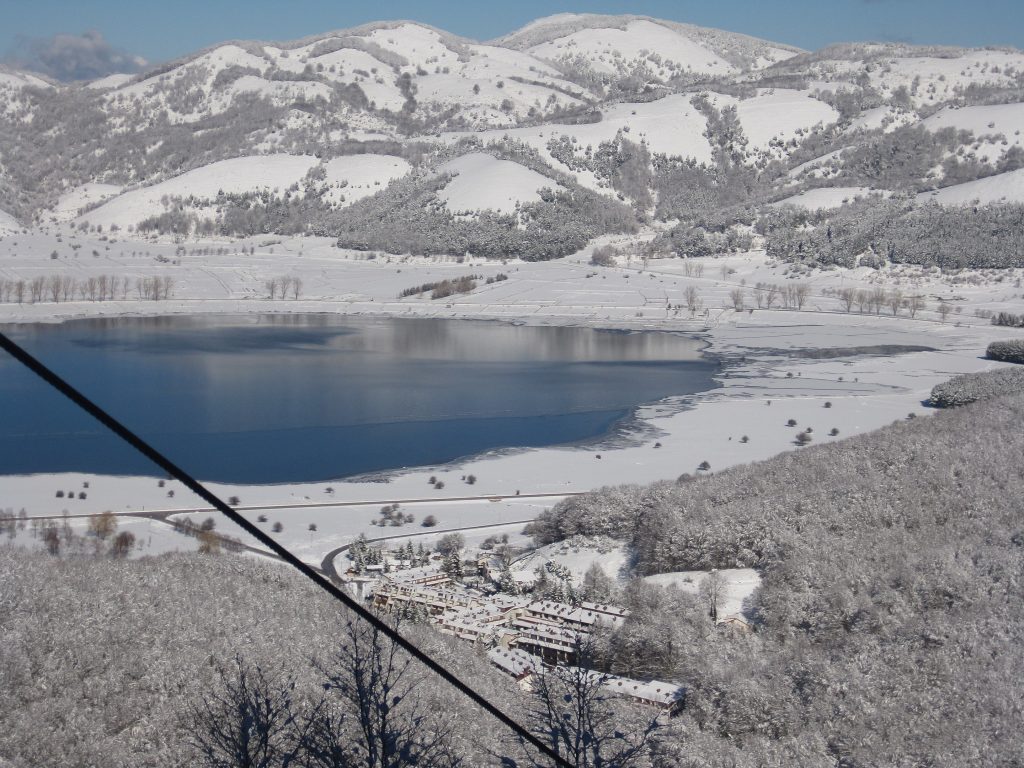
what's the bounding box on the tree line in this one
[0,274,173,303]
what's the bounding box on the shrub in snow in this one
[928,367,1024,408]
[986,339,1024,364]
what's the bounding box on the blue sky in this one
[4,0,1023,67]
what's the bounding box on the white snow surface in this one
[919,168,1024,205]
[0,70,50,89]
[87,73,133,90]
[80,155,321,229]
[49,183,123,223]
[527,19,737,78]
[437,153,557,214]
[643,568,761,619]
[0,208,20,234]
[511,538,631,585]
[715,90,839,154]
[439,93,714,192]
[773,186,888,211]
[845,106,917,134]
[922,103,1024,161]
[321,155,412,207]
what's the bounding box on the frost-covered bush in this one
[928,366,1024,407]
[986,339,1024,364]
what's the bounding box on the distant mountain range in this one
[1,13,1022,265]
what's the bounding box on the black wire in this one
[0,330,570,768]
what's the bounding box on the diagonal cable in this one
[0,330,570,768]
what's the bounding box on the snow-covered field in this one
[1,228,1021,569]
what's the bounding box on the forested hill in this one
[2,15,1024,265]
[533,383,1024,766]
[2,379,1022,765]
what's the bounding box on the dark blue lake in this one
[0,315,717,483]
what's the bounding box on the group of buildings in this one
[368,564,685,713]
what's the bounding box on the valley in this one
[2,10,1024,767]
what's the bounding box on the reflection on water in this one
[0,315,716,483]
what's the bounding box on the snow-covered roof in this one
[488,647,542,677]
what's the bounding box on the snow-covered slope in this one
[321,154,412,206]
[87,73,133,90]
[0,69,50,90]
[722,89,839,155]
[773,186,887,211]
[919,168,1024,205]
[3,14,1024,242]
[923,103,1024,162]
[525,18,739,79]
[437,153,558,214]
[0,208,21,235]
[498,14,800,74]
[80,155,322,230]
[845,105,917,134]
[439,92,715,193]
[48,183,124,223]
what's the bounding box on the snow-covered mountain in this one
[2,13,1023,260]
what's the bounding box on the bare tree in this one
[29,276,46,303]
[938,301,952,323]
[906,294,925,318]
[838,287,856,312]
[47,275,62,302]
[699,569,725,623]
[520,636,662,768]
[315,617,458,768]
[292,277,302,300]
[765,282,781,309]
[729,288,746,311]
[279,276,294,299]
[888,289,904,316]
[855,289,871,314]
[110,530,136,558]
[793,283,811,310]
[266,278,279,300]
[684,285,702,316]
[870,287,887,315]
[188,656,302,768]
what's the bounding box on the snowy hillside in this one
[498,14,800,73]
[0,208,21,234]
[772,186,886,211]
[437,153,558,214]
[80,155,323,230]
[0,13,1022,258]
[919,167,1024,205]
